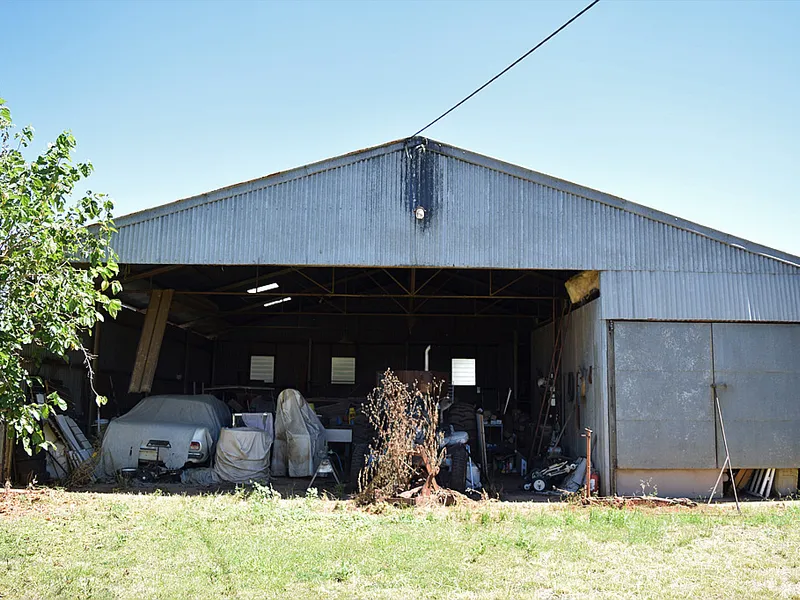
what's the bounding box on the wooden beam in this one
[123,265,181,283]
[128,289,174,393]
[128,291,163,392]
[170,291,557,300]
[140,289,173,393]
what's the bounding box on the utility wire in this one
[411,0,600,138]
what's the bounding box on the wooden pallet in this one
[746,469,775,499]
[734,468,753,490]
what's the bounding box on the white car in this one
[98,394,231,476]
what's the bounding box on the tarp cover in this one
[272,389,327,477]
[241,413,274,435]
[182,426,273,485]
[213,427,272,482]
[97,394,230,477]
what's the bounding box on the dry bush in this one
[63,434,102,488]
[356,369,444,503]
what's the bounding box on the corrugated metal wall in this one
[112,140,799,278]
[601,271,800,322]
[531,300,610,494]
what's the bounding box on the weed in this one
[330,561,352,583]
[638,477,658,497]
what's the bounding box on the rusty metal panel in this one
[601,271,800,322]
[712,323,800,468]
[111,138,800,281]
[612,322,716,469]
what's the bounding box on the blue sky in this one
[3,0,799,255]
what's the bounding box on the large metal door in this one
[612,322,716,469]
[712,323,800,468]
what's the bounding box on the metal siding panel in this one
[613,322,716,469]
[111,143,800,287]
[601,271,800,322]
[553,300,611,490]
[712,323,800,468]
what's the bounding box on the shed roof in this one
[113,137,800,274]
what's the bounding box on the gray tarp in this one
[214,427,272,482]
[272,389,327,477]
[182,426,272,485]
[97,394,230,477]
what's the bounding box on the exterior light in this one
[415,206,426,220]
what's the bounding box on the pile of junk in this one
[519,337,601,498]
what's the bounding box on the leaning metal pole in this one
[708,385,741,514]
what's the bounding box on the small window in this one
[250,355,275,383]
[331,356,356,385]
[451,358,476,386]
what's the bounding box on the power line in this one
[411,0,600,138]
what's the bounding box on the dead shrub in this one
[356,369,444,504]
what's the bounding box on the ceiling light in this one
[264,297,292,308]
[247,282,279,293]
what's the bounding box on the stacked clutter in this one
[39,415,94,484]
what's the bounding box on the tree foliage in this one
[0,98,120,453]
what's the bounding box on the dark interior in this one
[94,265,576,420]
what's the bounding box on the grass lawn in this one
[0,487,798,599]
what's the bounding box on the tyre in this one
[445,402,478,445]
[349,443,369,491]
[447,444,468,493]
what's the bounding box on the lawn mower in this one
[522,458,579,493]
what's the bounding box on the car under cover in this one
[97,394,230,477]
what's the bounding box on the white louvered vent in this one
[331,357,356,385]
[250,355,275,383]
[451,358,476,386]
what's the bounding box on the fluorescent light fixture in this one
[247,282,279,293]
[264,297,292,308]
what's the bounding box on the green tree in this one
[0,98,120,453]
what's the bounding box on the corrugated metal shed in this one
[112,137,800,322]
[113,138,799,272]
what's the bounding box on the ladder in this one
[530,301,572,458]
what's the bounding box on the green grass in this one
[1,488,799,599]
